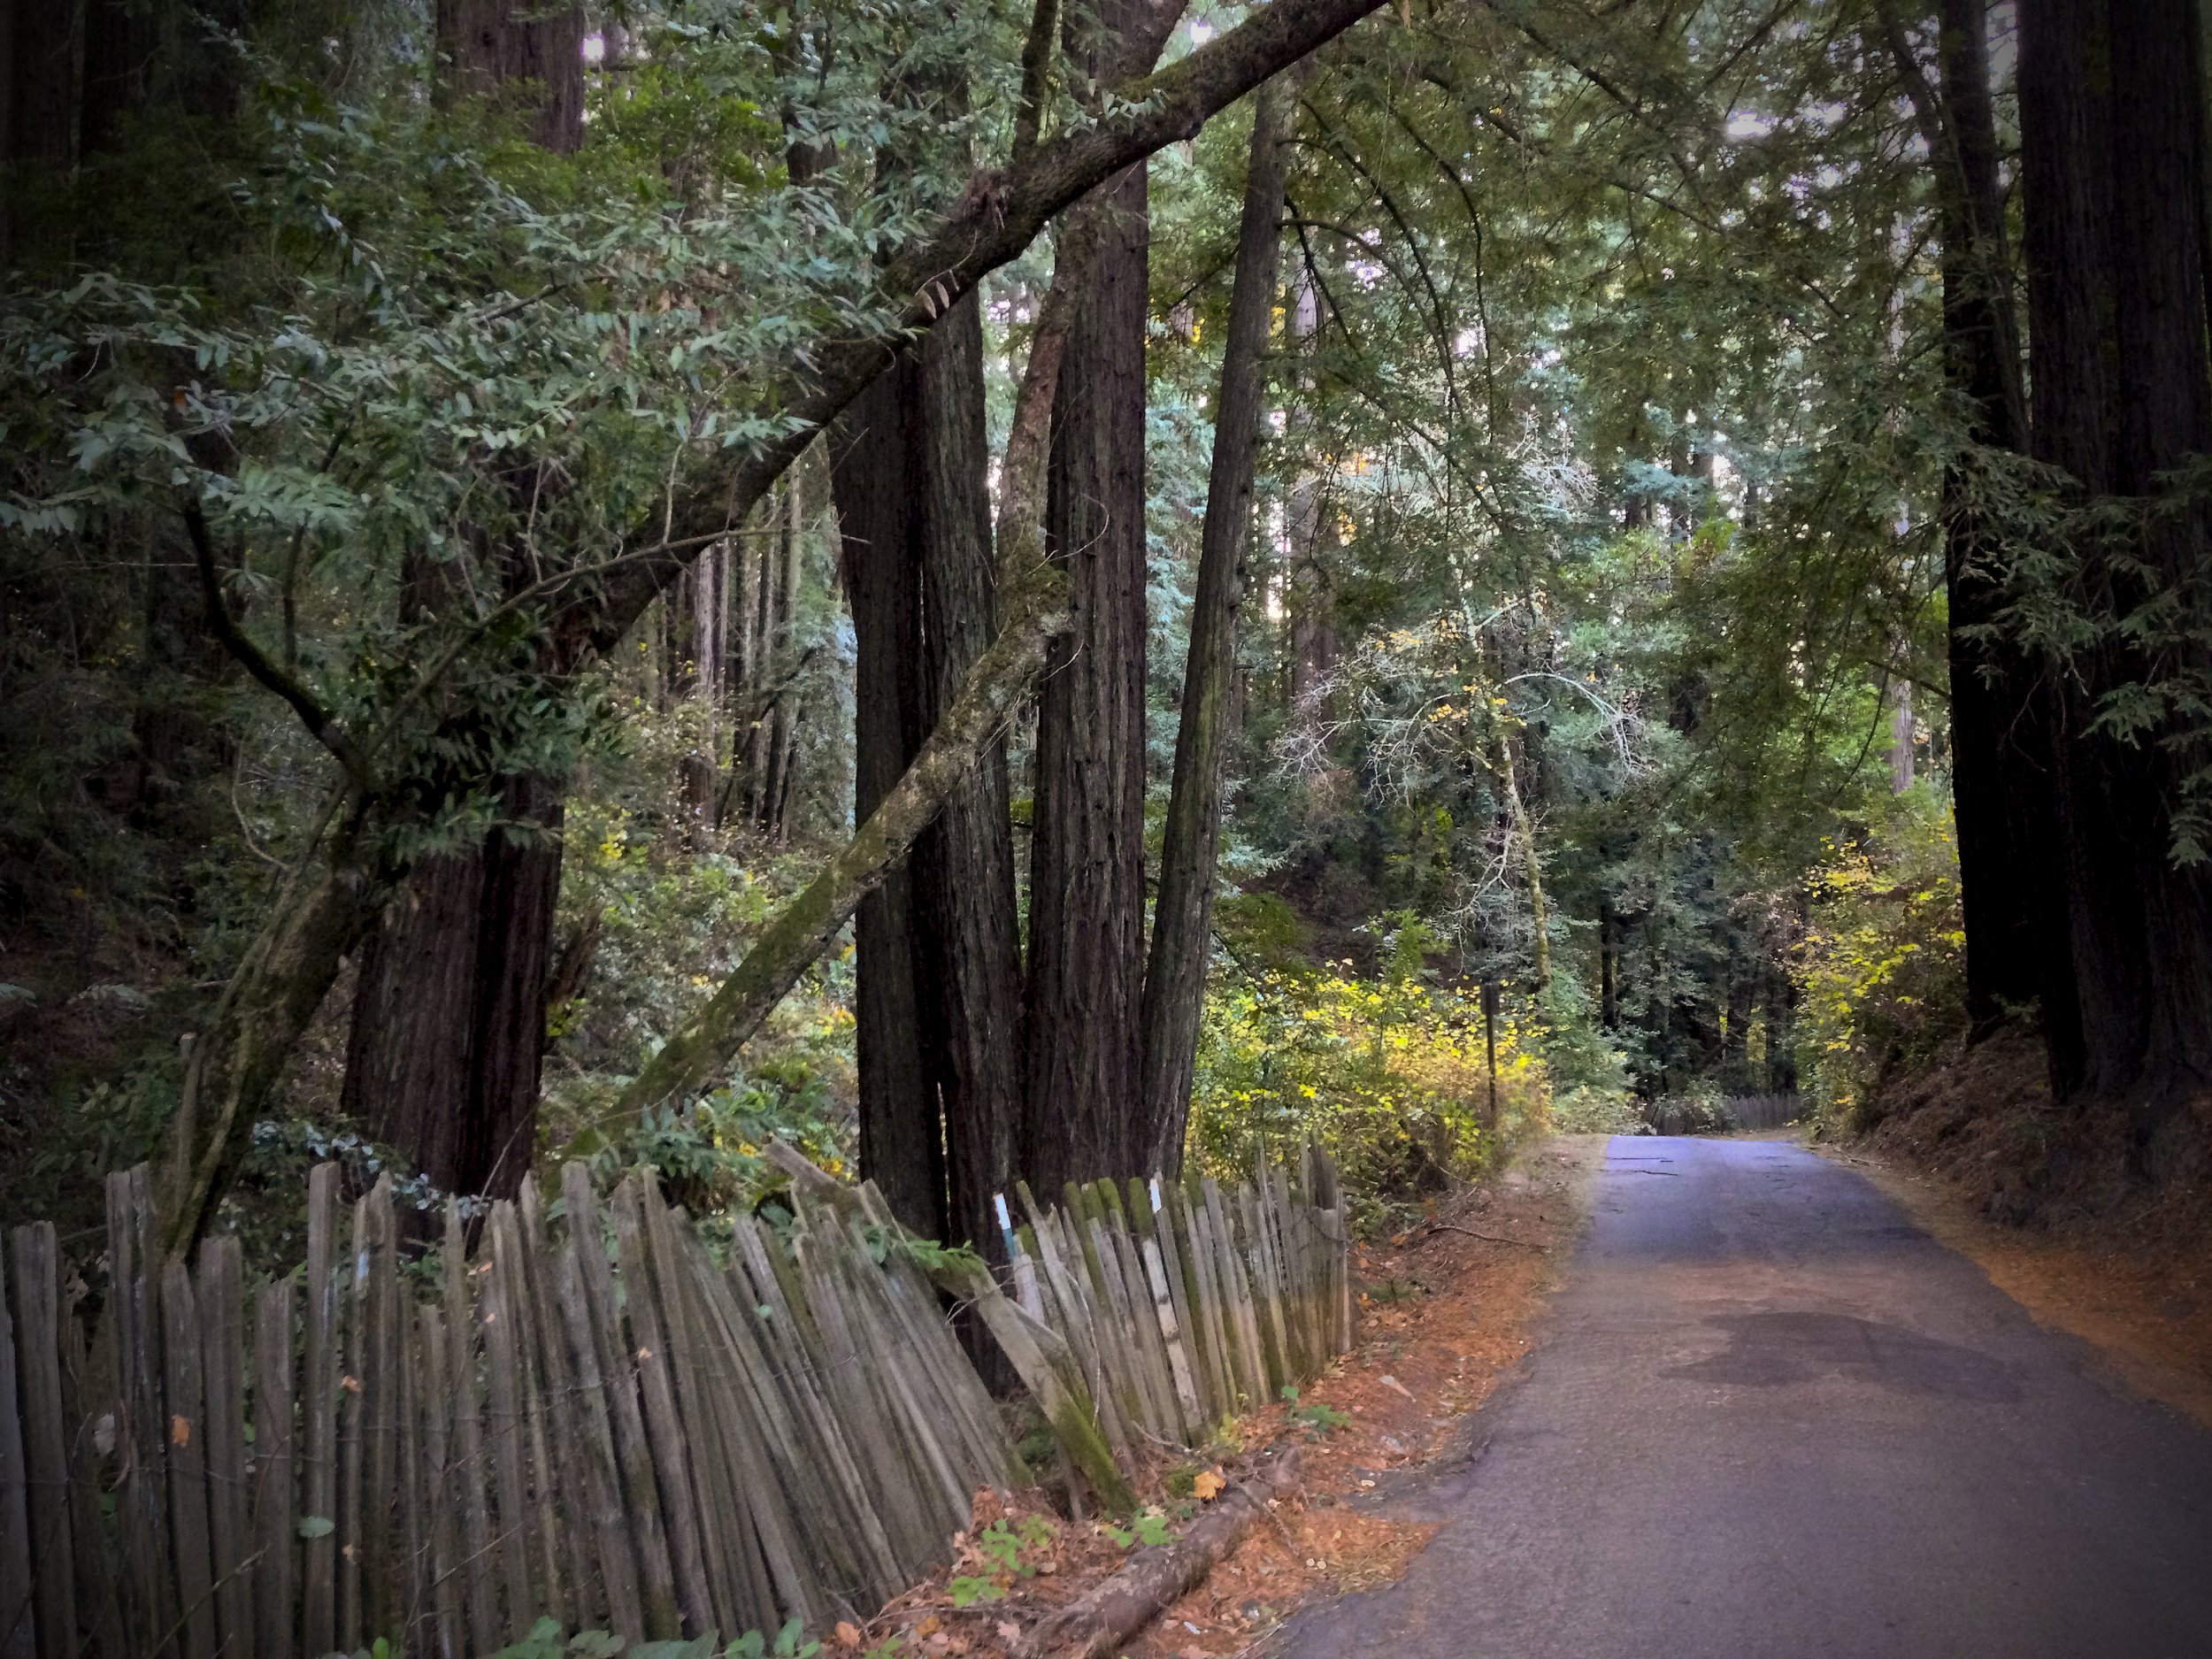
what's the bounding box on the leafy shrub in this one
[1187,955,1548,1223]
[1549,1084,1648,1135]
[1793,795,1968,1128]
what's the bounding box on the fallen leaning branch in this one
[1429,1224,1547,1251]
[1016,1450,1303,1659]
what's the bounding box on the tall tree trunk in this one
[1141,67,1302,1175]
[1893,0,2078,1045]
[1025,153,1152,1192]
[2019,0,2212,1132]
[914,292,1029,1259]
[1282,273,1336,708]
[761,466,808,838]
[341,854,482,1187]
[435,0,583,152]
[1598,897,1618,1030]
[832,359,947,1238]
[2099,0,2212,1127]
[464,774,565,1194]
[339,0,582,1197]
[3,0,80,268]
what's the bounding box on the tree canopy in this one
[4,0,2208,1251]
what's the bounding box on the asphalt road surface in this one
[1278,1135,2212,1659]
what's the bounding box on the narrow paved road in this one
[1280,1136,2212,1659]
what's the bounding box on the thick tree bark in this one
[2019,0,2212,1132]
[1282,274,1336,709]
[2,0,79,267]
[1890,0,2078,1045]
[914,292,1030,1259]
[1141,68,1302,1175]
[2099,0,2212,1125]
[832,353,947,1238]
[341,854,482,1186]
[436,0,584,152]
[342,775,561,1203]
[1025,150,1153,1192]
[614,219,1099,1118]
[464,775,565,1193]
[2005,0,2212,1153]
[338,8,584,1202]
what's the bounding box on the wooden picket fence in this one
[0,1149,1353,1658]
[1640,1092,1806,1135]
[997,1148,1354,1461]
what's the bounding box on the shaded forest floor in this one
[1829,1031,2212,1432]
[853,1138,1605,1659]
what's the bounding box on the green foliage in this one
[1279,1383,1351,1438]
[488,1617,819,1659]
[1188,953,1547,1221]
[949,1514,1056,1605]
[1793,793,1969,1126]
[1102,1511,1175,1549]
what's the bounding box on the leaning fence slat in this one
[0,1232,35,1659]
[252,1278,296,1659]
[821,1216,969,1535]
[60,1300,125,1659]
[1094,1184,1180,1441]
[477,1207,541,1639]
[439,1204,499,1655]
[336,1189,370,1650]
[1126,1180,1203,1436]
[1166,1183,1233,1418]
[608,1180,712,1638]
[634,1189,759,1638]
[1142,1178,1214,1422]
[787,1211,933,1586]
[560,1166,680,1641]
[1236,1182,1289,1394]
[1200,1179,1268,1407]
[158,1257,214,1659]
[195,1237,253,1659]
[549,1241,648,1643]
[360,1179,404,1647]
[301,1163,340,1657]
[108,1171,172,1652]
[727,1215,896,1602]
[688,1233,833,1626]
[517,1185,599,1628]
[418,1307,462,1659]
[395,1299,427,1657]
[11,1228,74,1659]
[854,1183,1025,1494]
[1011,1185,1131,1468]
[1060,1187,1152,1444]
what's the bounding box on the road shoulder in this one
[1811,1133,2212,1432]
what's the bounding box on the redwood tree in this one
[1141,66,1305,1172]
[340,5,584,1203]
[2016,0,2212,1140]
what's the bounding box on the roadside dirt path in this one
[1818,1136,2212,1433]
[856,1140,1605,1658]
[1273,1135,2212,1659]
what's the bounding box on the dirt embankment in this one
[854,1138,1604,1659]
[1836,1030,2212,1432]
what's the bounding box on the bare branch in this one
[185,502,375,796]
